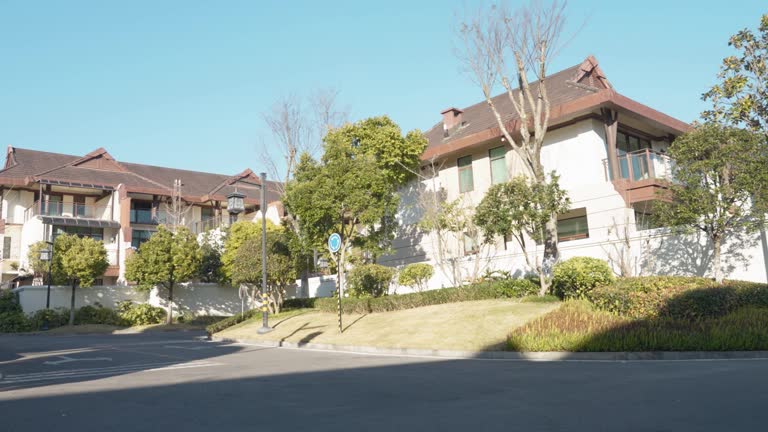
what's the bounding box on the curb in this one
[210,336,768,361]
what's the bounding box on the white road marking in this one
[44,356,112,366]
[1,360,221,384]
[163,345,212,350]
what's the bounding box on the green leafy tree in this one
[703,14,768,135]
[125,226,201,324]
[654,124,768,283]
[474,174,570,295]
[397,263,434,293]
[220,220,280,284]
[27,235,109,326]
[285,116,427,299]
[231,227,297,313]
[347,264,395,298]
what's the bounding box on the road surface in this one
[1,331,767,431]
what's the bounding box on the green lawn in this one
[217,299,560,351]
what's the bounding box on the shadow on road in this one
[0,332,249,391]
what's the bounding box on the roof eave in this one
[422,90,691,161]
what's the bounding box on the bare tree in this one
[457,0,569,292]
[162,179,193,232]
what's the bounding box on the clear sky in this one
[0,0,765,177]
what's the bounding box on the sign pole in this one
[328,232,343,333]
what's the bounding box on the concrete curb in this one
[210,336,768,361]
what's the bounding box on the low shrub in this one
[587,276,768,319]
[346,264,396,298]
[0,311,30,332]
[552,257,614,299]
[28,308,70,330]
[520,294,560,303]
[397,263,434,293]
[117,301,166,326]
[508,300,768,352]
[75,305,126,326]
[494,279,539,298]
[0,290,22,314]
[283,298,318,310]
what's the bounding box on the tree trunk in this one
[300,268,309,298]
[713,235,723,284]
[166,283,174,325]
[539,213,559,296]
[68,281,77,326]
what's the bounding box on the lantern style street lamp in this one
[226,189,246,224]
[226,174,271,334]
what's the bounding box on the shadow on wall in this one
[151,283,241,317]
[642,229,757,279]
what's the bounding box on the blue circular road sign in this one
[328,233,341,253]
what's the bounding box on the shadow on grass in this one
[343,314,368,332]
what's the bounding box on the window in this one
[463,232,478,255]
[489,146,508,185]
[2,236,11,259]
[458,156,474,193]
[73,196,86,217]
[53,226,104,241]
[616,131,651,155]
[557,208,589,242]
[131,229,154,249]
[130,201,154,224]
[201,207,215,221]
[634,210,663,231]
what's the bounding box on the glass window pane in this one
[557,210,589,242]
[489,146,506,160]
[490,158,507,184]
[457,156,473,192]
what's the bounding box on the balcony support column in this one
[601,108,620,181]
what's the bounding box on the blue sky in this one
[0,0,765,177]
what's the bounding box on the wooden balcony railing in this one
[603,149,674,182]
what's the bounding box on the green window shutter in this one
[489,146,508,184]
[458,156,474,193]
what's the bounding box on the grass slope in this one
[217,299,559,351]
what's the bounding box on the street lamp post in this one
[226,174,271,334]
[39,241,54,330]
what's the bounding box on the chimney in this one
[441,107,464,132]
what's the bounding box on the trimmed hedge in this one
[313,280,534,314]
[283,298,318,310]
[206,308,261,334]
[587,276,768,319]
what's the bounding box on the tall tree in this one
[702,14,768,136]
[654,124,768,283]
[125,226,201,324]
[285,116,427,298]
[28,235,109,325]
[457,0,569,291]
[474,174,570,295]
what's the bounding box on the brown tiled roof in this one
[0,146,281,204]
[424,63,599,150]
[423,55,690,160]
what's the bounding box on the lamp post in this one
[39,241,54,331]
[227,174,271,334]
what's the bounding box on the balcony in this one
[191,216,226,234]
[603,149,674,204]
[130,209,168,225]
[25,201,112,222]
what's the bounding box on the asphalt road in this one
[2,332,768,431]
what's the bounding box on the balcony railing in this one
[24,201,111,222]
[130,209,169,225]
[191,216,226,234]
[603,149,674,182]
